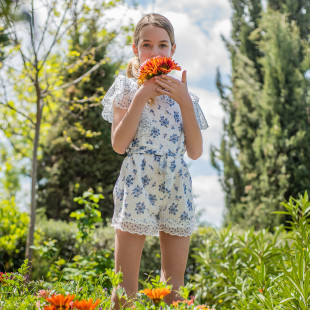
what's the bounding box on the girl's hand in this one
[154,70,191,106]
[135,77,161,103]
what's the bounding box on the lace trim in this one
[101,75,137,123]
[111,219,198,237]
[189,91,209,130]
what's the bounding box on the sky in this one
[110,0,233,227]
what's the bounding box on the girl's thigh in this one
[114,229,146,292]
[159,231,190,279]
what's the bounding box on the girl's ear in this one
[132,44,138,57]
[170,43,176,57]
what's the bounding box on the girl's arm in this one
[154,71,203,160]
[112,79,160,154]
[178,98,203,160]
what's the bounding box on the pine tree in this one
[37,2,127,221]
[212,0,310,229]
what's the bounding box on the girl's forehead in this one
[139,25,171,42]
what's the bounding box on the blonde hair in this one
[127,13,176,79]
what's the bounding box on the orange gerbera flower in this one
[72,298,101,310]
[45,294,75,310]
[138,56,181,85]
[44,306,57,310]
[141,287,171,306]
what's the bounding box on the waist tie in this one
[127,147,184,193]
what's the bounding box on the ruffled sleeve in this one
[189,91,209,130]
[101,75,138,123]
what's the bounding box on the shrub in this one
[0,197,29,271]
[191,191,310,310]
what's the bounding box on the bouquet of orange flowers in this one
[138,56,181,85]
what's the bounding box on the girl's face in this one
[133,25,176,64]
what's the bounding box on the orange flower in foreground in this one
[138,56,181,85]
[44,306,57,310]
[72,298,101,310]
[141,287,171,305]
[172,299,194,307]
[45,294,75,310]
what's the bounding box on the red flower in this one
[72,298,101,310]
[0,272,14,285]
[138,56,181,85]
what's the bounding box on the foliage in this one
[71,190,104,244]
[211,0,310,229]
[30,190,114,285]
[0,265,213,309]
[0,197,29,271]
[46,190,114,286]
[1,192,310,309]
[191,191,310,309]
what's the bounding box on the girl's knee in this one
[161,269,185,287]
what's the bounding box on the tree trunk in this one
[25,81,43,278]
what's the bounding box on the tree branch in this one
[0,75,36,126]
[43,62,100,95]
[38,1,72,71]
[35,1,54,55]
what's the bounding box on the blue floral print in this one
[151,127,160,138]
[169,134,179,144]
[174,111,180,123]
[142,175,151,187]
[148,194,157,206]
[125,175,134,187]
[135,202,146,214]
[160,116,169,127]
[169,203,178,215]
[132,185,143,198]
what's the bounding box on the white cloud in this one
[156,11,231,82]
[153,0,231,23]
[192,174,225,227]
[189,87,225,160]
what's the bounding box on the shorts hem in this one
[111,219,198,237]
[159,223,198,237]
[111,221,159,236]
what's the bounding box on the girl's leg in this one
[111,229,146,310]
[159,231,190,304]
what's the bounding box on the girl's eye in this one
[143,44,151,47]
[160,44,167,48]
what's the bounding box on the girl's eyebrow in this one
[141,39,169,43]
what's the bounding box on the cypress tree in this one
[211,0,310,229]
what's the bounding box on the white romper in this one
[102,75,208,237]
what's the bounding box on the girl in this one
[101,13,208,309]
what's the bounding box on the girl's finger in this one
[182,70,187,85]
[159,74,177,83]
[155,78,173,91]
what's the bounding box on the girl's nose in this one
[151,47,160,57]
